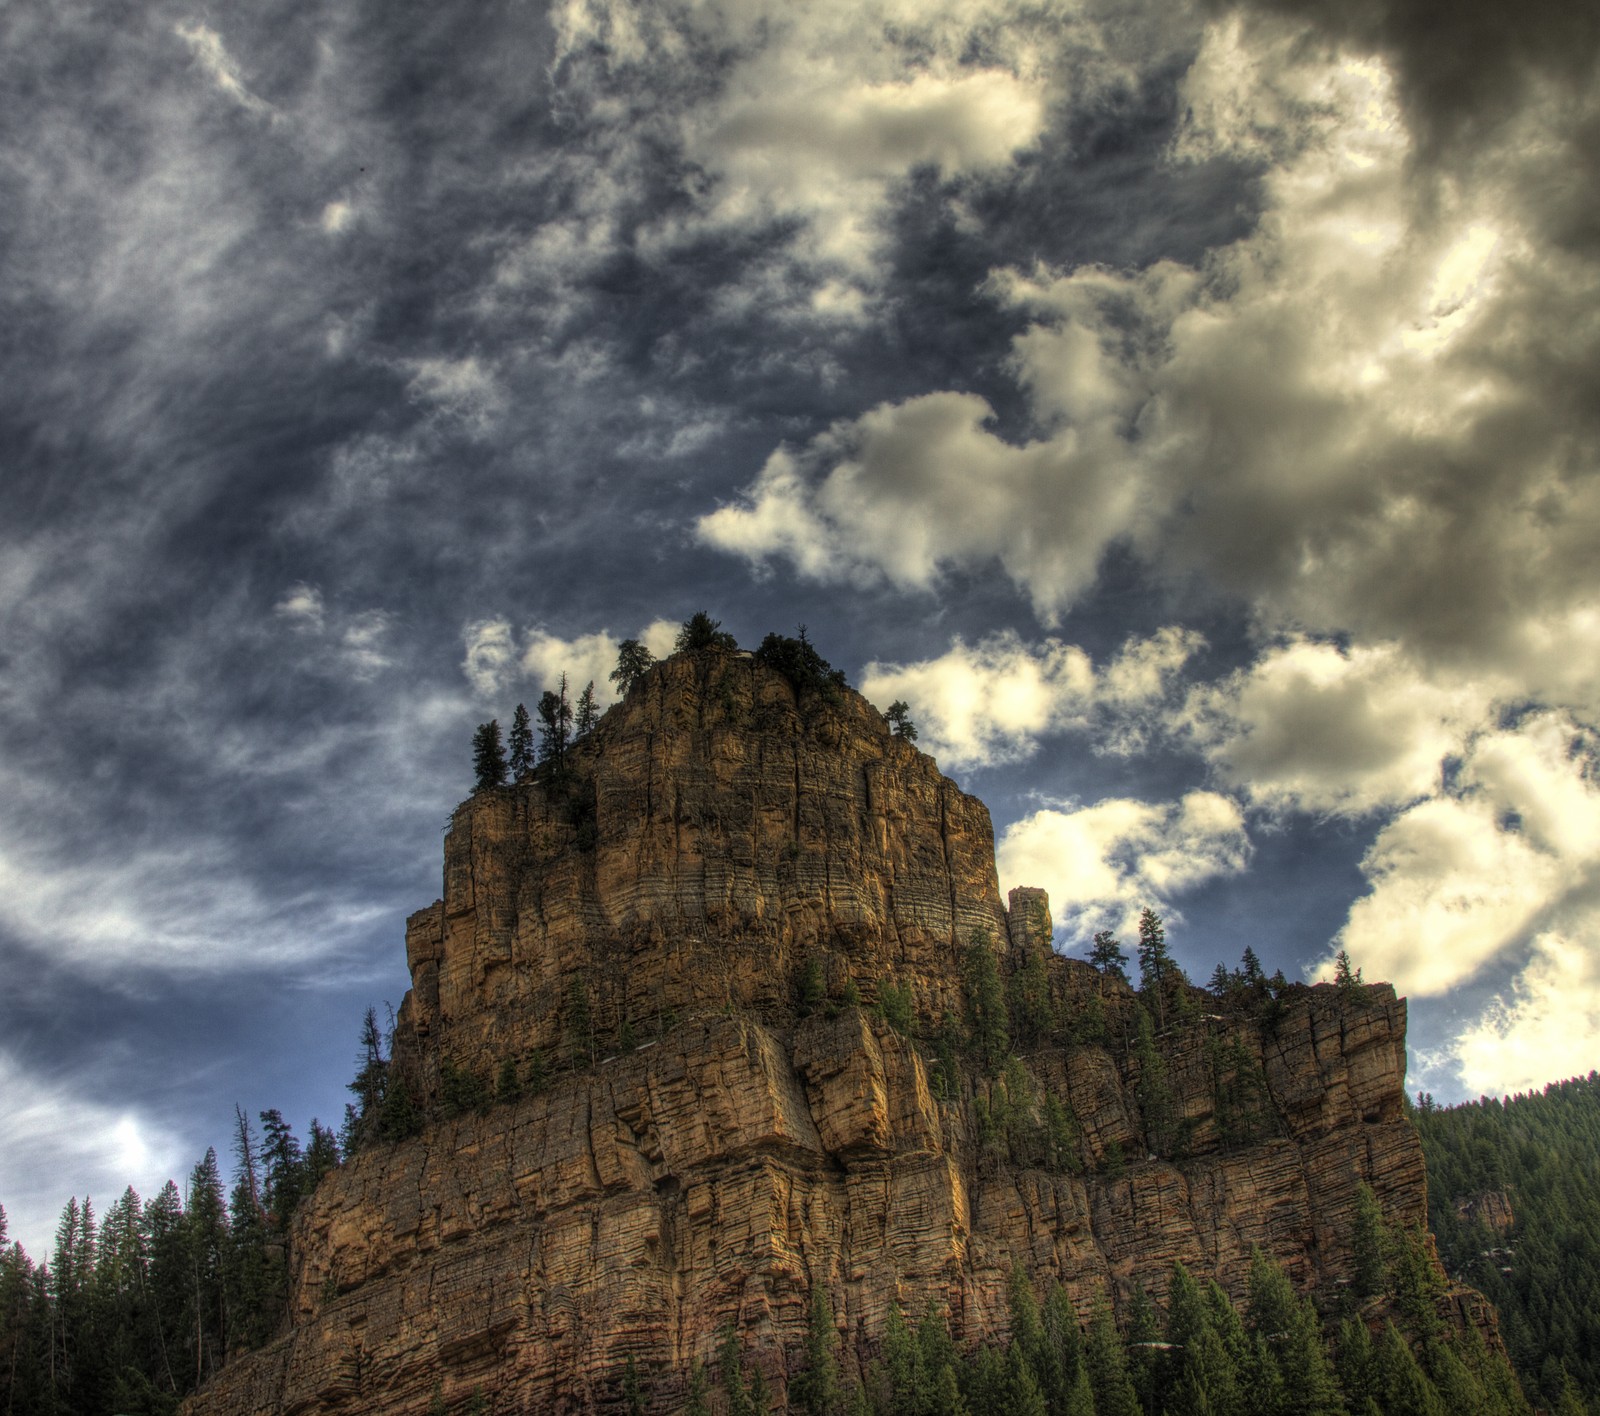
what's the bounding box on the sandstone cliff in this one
[188,645,1437,1415]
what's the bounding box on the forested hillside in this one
[1414,1073,1600,1411]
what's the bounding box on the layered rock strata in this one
[189,647,1435,1415]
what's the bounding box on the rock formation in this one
[188,645,1439,1415]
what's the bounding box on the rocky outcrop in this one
[187,646,1436,1415]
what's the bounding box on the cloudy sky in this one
[3,0,1597,1258]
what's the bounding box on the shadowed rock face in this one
[186,647,1432,1416]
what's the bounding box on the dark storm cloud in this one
[4,0,1593,1255]
[1217,0,1600,168]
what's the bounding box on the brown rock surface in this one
[186,646,1442,1415]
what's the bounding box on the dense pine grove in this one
[1413,1073,1600,1412]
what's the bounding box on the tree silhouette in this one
[472,720,508,790]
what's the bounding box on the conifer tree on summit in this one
[537,675,573,768]
[575,680,599,737]
[471,719,508,790]
[610,639,655,697]
[508,703,534,779]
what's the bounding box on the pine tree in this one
[1372,1322,1447,1416]
[537,677,573,769]
[1000,1343,1049,1416]
[675,611,737,652]
[575,681,599,737]
[963,932,1010,1073]
[792,1286,844,1416]
[1125,1283,1166,1415]
[1134,1006,1178,1156]
[610,639,655,697]
[344,1006,389,1151]
[1246,1249,1346,1416]
[1351,1183,1387,1299]
[885,701,918,741]
[508,703,534,778]
[880,1300,928,1413]
[1333,949,1362,995]
[685,1359,711,1416]
[718,1321,754,1416]
[185,1149,229,1387]
[1040,1280,1084,1415]
[1084,1299,1140,1416]
[1137,908,1174,1029]
[622,1352,646,1416]
[471,719,508,790]
[1089,930,1128,984]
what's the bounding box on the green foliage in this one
[610,638,655,697]
[717,1320,759,1416]
[1351,1183,1387,1300]
[1208,1032,1274,1149]
[537,675,572,770]
[1089,930,1128,982]
[524,1048,547,1095]
[439,1060,490,1118]
[962,932,1010,1074]
[622,1352,646,1416]
[930,1011,962,1102]
[754,625,847,697]
[797,958,827,1018]
[876,979,915,1036]
[1388,1224,1448,1345]
[885,700,918,741]
[1137,907,1178,1029]
[685,1359,711,1416]
[508,703,534,779]
[1413,1073,1600,1406]
[1133,1005,1181,1157]
[792,1287,844,1416]
[1007,946,1054,1050]
[344,1005,418,1149]
[1101,1137,1126,1179]
[1041,1091,1080,1173]
[496,1057,522,1104]
[567,975,595,1068]
[1085,1299,1141,1416]
[471,718,508,791]
[677,611,738,653]
[574,680,599,737]
[1333,949,1363,996]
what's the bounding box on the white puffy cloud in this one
[697,390,1145,617]
[0,1048,188,1263]
[515,0,1106,329]
[700,15,1600,735]
[690,67,1047,273]
[997,791,1251,943]
[1448,933,1600,1098]
[461,617,681,703]
[861,627,1200,770]
[1175,639,1488,815]
[1320,714,1600,998]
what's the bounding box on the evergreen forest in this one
[1413,1073,1600,1411]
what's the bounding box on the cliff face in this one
[189,647,1431,1415]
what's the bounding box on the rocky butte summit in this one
[187,635,1463,1415]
